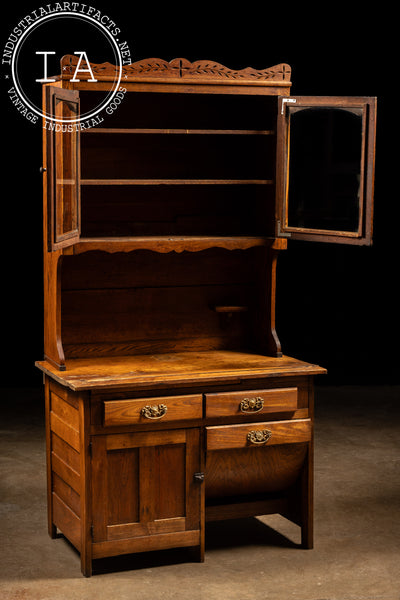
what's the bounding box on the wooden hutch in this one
[35,55,376,576]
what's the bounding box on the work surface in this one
[35,351,327,391]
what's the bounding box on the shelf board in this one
[35,351,327,391]
[68,236,287,255]
[80,179,273,186]
[83,128,275,135]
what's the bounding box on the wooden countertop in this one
[35,351,327,391]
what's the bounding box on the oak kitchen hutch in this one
[35,55,376,576]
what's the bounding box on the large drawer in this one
[205,387,298,419]
[206,419,311,451]
[103,394,202,427]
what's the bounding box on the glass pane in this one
[287,107,363,233]
[54,98,78,239]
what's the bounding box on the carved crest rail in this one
[60,55,291,84]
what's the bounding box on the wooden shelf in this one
[35,351,327,391]
[83,128,275,135]
[67,236,287,254]
[81,179,273,186]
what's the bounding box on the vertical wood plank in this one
[43,83,65,369]
[79,392,92,576]
[301,381,314,549]
[184,429,201,532]
[198,427,205,562]
[44,377,57,538]
[139,446,156,525]
[43,251,65,370]
[155,444,186,520]
[107,448,140,524]
[91,436,108,543]
[263,249,282,357]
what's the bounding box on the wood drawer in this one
[103,394,202,427]
[205,387,298,418]
[206,419,311,451]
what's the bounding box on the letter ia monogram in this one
[35,51,97,83]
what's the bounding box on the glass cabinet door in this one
[46,87,80,250]
[276,96,376,245]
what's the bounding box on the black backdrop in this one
[1,2,395,388]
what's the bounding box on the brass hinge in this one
[281,97,297,114]
[90,525,94,539]
[88,441,92,458]
[193,472,205,483]
[276,220,291,238]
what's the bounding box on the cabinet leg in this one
[301,520,313,549]
[81,554,93,577]
[80,532,93,577]
[48,523,57,539]
[301,442,313,549]
[197,537,205,563]
[189,543,204,563]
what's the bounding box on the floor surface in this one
[1,385,399,600]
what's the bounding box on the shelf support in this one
[43,250,66,370]
[258,248,282,357]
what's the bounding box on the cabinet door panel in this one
[91,429,201,544]
[107,448,140,525]
[46,87,80,250]
[277,96,376,245]
[154,444,186,519]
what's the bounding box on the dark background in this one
[1,3,395,389]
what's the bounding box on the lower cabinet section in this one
[45,375,315,576]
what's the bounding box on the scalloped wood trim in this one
[60,55,291,85]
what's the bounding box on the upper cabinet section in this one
[276,96,377,245]
[43,58,377,253]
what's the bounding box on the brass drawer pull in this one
[247,429,272,445]
[141,404,168,420]
[240,397,264,413]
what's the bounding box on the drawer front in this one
[103,394,202,427]
[206,419,311,451]
[205,387,298,419]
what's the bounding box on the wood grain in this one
[70,236,279,254]
[60,55,291,85]
[206,387,298,418]
[206,497,287,522]
[52,493,81,551]
[36,352,326,391]
[103,394,202,427]
[92,530,200,560]
[206,419,312,451]
[206,443,308,497]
